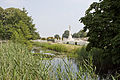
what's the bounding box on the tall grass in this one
[0,42,51,80]
[0,42,101,80]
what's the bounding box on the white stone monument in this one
[62,25,89,45]
[67,25,74,41]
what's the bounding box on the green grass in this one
[32,42,68,52]
[32,42,81,54]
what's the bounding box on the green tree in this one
[9,21,32,49]
[54,34,60,40]
[0,7,40,49]
[0,7,40,40]
[80,0,120,74]
[72,30,87,38]
[62,30,69,38]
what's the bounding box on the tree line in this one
[0,7,40,45]
[62,30,87,38]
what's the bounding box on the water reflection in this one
[44,57,100,80]
[42,57,80,80]
[32,48,80,73]
[32,47,100,80]
[51,57,79,72]
[32,48,55,56]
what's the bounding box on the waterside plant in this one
[0,42,102,80]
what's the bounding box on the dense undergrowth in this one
[75,46,120,80]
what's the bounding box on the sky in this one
[0,0,98,37]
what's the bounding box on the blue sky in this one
[0,0,98,37]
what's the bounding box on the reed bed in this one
[0,42,50,80]
[0,42,101,80]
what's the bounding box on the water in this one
[32,47,80,72]
[42,53,55,56]
[32,47,56,56]
[32,47,100,80]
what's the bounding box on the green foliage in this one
[75,46,94,64]
[0,42,50,80]
[47,37,55,42]
[47,37,54,40]
[0,7,40,42]
[41,37,47,40]
[80,0,120,75]
[72,30,87,38]
[76,46,120,79]
[10,28,32,49]
[54,34,60,40]
[76,46,89,60]
[0,42,101,80]
[62,30,69,38]
[33,42,68,53]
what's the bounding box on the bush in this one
[76,47,120,79]
[76,46,90,60]
[41,38,46,40]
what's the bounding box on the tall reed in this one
[0,42,101,80]
[0,42,51,80]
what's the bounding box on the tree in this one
[72,30,87,38]
[54,34,60,40]
[0,7,40,49]
[80,0,120,74]
[0,7,40,40]
[62,30,69,38]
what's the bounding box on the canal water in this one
[32,47,100,80]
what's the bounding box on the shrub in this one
[41,38,46,40]
[76,47,120,79]
[76,46,89,60]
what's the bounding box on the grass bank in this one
[32,41,82,56]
